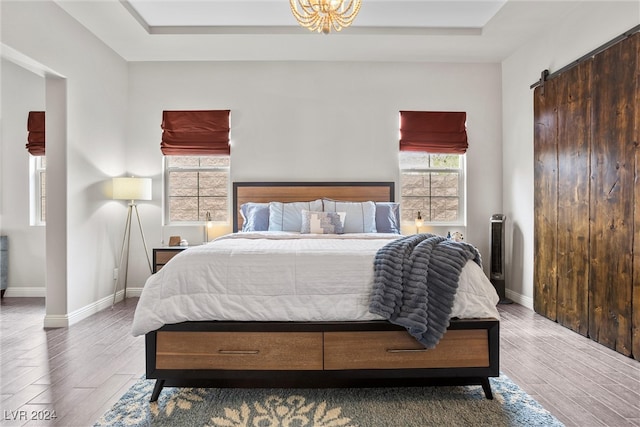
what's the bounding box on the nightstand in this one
[153,246,188,273]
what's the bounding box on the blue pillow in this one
[375,202,401,234]
[240,202,269,232]
[268,200,323,232]
[322,200,377,233]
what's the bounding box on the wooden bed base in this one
[146,318,499,401]
[144,182,500,402]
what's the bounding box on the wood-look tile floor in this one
[1,297,638,426]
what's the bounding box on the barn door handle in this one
[218,350,260,355]
[386,348,428,353]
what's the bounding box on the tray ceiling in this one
[53,0,586,62]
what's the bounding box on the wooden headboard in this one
[233,182,395,232]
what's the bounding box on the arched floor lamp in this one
[112,176,152,307]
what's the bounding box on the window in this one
[30,156,46,225]
[164,155,229,224]
[400,151,465,225]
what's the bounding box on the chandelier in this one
[290,0,362,34]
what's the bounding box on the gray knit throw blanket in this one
[369,233,482,348]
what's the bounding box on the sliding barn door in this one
[533,32,639,360]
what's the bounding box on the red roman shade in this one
[26,111,45,156]
[399,111,468,154]
[161,110,230,156]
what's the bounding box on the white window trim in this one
[162,156,231,226]
[400,154,466,227]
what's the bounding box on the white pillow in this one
[268,200,323,232]
[322,200,377,233]
[300,210,346,234]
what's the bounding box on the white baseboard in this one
[43,289,141,328]
[44,292,117,328]
[43,314,70,328]
[505,288,533,310]
[3,286,46,297]
[125,287,143,297]
[10,283,527,325]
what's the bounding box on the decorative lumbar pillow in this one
[375,202,401,234]
[322,200,377,233]
[268,199,323,232]
[240,202,270,232]
[301,210,346,234]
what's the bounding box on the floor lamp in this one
[112,176,153,308]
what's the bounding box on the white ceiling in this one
[54,0,585,62]
[126,0,505,28]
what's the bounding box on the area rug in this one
[95,375,564,427]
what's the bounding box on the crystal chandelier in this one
[290,0,362,34]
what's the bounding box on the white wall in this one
[125,61,503,286]
[1,0,129,322]
[0,59,46,295]
[501,2,639,307]
[13,0,628,319]
[1,1,503,322]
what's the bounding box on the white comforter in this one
[132,232,500,336]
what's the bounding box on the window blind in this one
[161,110,230,156]
[26,111,45,156]
[399,111,468,154]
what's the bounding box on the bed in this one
[134,182,500,402]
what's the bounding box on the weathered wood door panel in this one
[534,79,559,321]
[589,35,636,357]
[556,61,591,336]
[634,32,640,359]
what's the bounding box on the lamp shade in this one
[112,177,152,201]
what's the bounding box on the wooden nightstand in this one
[153,247,188,273]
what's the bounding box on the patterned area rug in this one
[95,375,564,427]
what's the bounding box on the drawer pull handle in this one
[218,350,260,355]
[386,348,428,353]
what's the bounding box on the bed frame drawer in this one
[156,331,323,370]
[324,329,489,370]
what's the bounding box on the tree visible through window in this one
[165,156,229,223]
[400,152,464,224]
